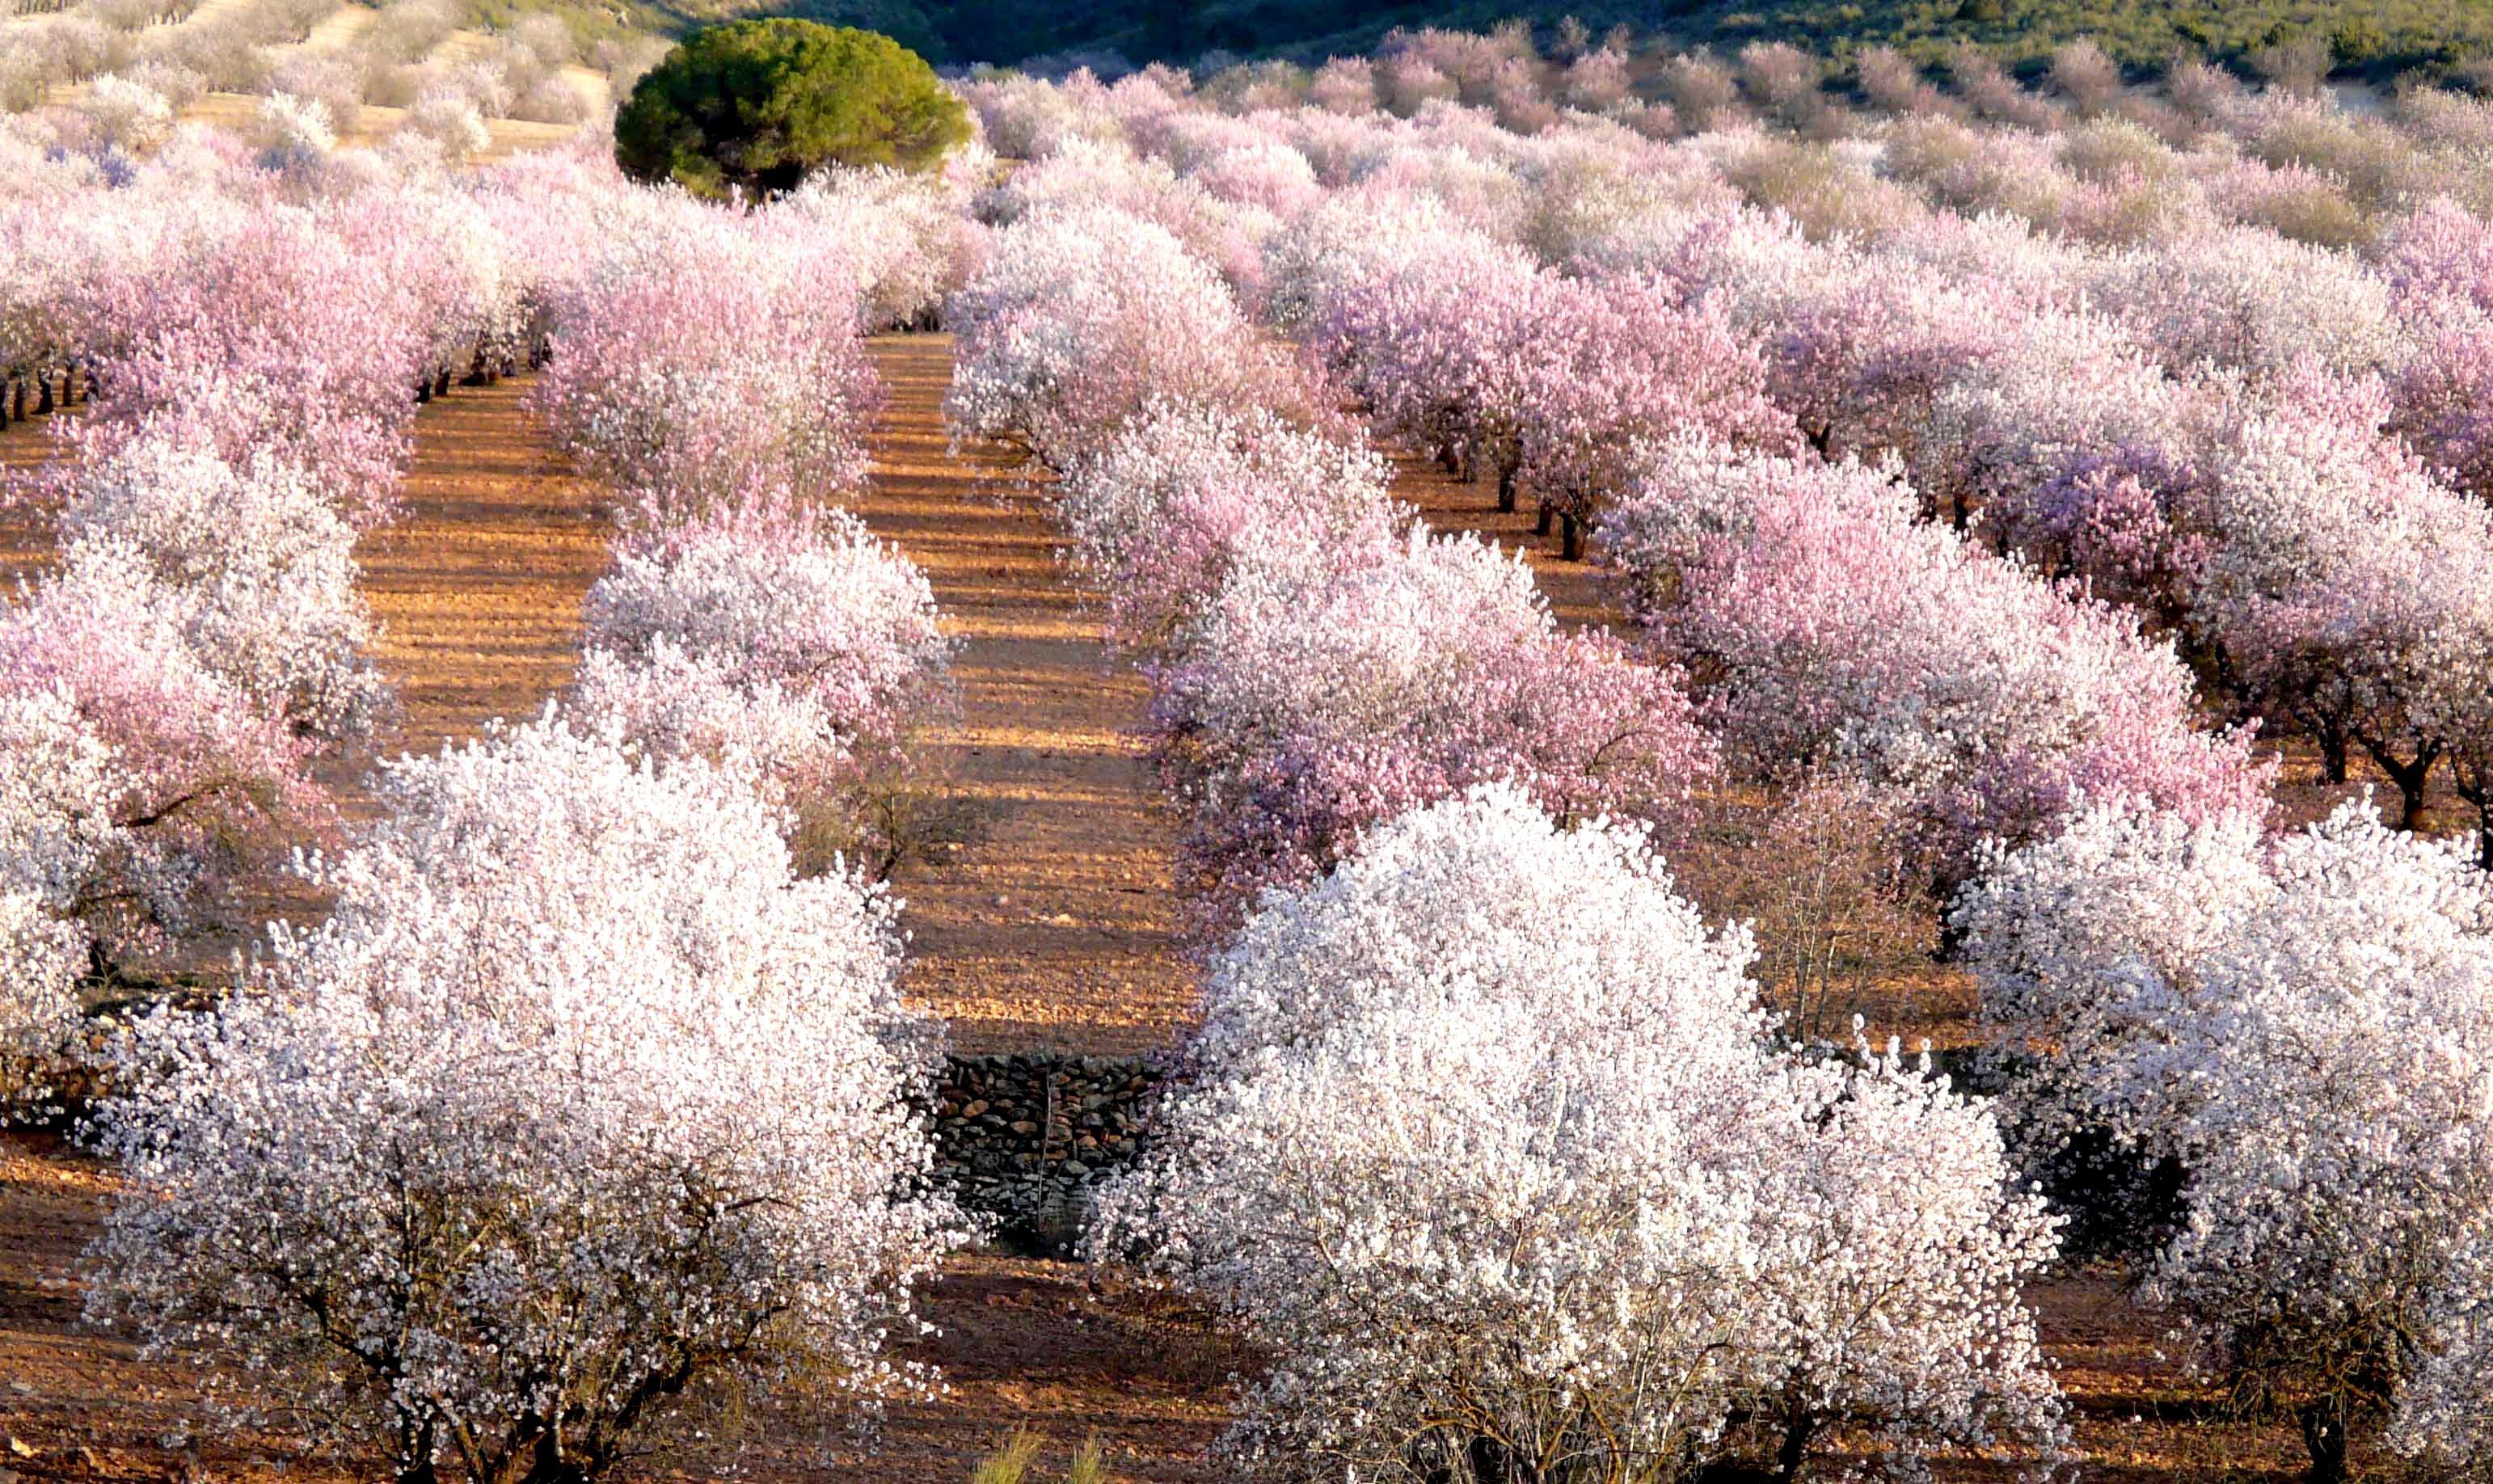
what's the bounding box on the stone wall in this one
[918,1052,1166,1254]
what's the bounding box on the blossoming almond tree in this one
[1306,227,1552,511]
[1958,797,2493,1482]
[575,497,955,875]
[0,556,327,972]
[85,712,964,1484]
[1052,399,1398,656]
[0,685,119,1099]
[56,428,389,740]
[943,205,1326,469]
[530,213,880,521]
[1099,785,2065,1482]
[1150,529,1711,936]
[1512,271,1793,558]
[1606,441,2269,896]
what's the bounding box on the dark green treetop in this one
[615,19,971,198]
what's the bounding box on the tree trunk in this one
[495,1433,589,1484]
[416,379,432,405]
[435,368,453,397]
[1535,500,1554,538]
[12,377,26,420]
[2359,737,2441,832]
[1561,512,1584,561]
[2395,763,2430,831]
[2318,719,2349,786]
[1466,1437,1517,1484]
[35,373,53,416]
[1773,1409,1817,1483]
[2299,1396,2348,1484]
[1495,458,1518,514]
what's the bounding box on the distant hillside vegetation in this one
[599,0,2493,79]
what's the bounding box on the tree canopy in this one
[614,20,969,199]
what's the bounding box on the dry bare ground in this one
[852,335,1194,1056]
[0,338,2322,1479]
[24,0,610,164]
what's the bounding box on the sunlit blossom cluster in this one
[527,199,882,522]
[1099,786,2067,1480]
[575,496,956,873]
[1959,798,2493,1472]
[86,713,964,1478]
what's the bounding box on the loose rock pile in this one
[919,1052,1166,1254]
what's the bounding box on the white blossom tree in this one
[1099,784,2065,1482]
[574,500,955,875]
[57,429,389,740]
[0,685,116,1101]
[85,711,964,1484]
[1959,797,2493,1482]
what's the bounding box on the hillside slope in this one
[656,0,2493,77]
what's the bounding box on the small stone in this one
[1009,1120,1037,1136]
[960,1099,988,1118]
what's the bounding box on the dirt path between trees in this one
[855,335,1194,1057]
[356,375,609,765]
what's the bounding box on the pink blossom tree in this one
[530,212,880,521]
[1052,400,1398,655]
[1607,441,2270,895]
[1309,228,1552,511]
[2183,369,2493,822]
[0,554,326,977]
[77,204,428,528]
[1512,272,1793,558]
[1150,529,1711,935]
[944,205,1324,469]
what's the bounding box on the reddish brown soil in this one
[0,395,71,588]
[854,336,1194,1056]
[356,377,610,764]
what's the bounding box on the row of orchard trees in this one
[965,61,2493,860]
[950,65,2493,1481]
[943,191,2073,1477]
[0,126,502,1090]
[1,113,1001,1482]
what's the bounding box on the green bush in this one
[614,19,969,198]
